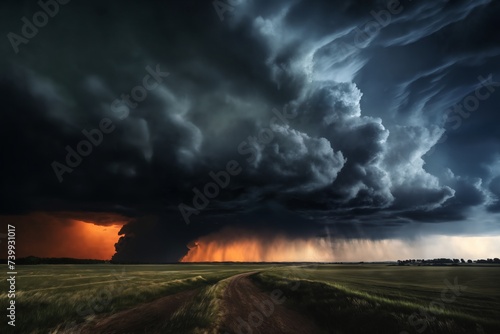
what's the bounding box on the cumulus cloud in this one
[1,0,500,261]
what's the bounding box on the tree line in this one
[397,258,500,265]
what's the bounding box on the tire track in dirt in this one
[68,288,197,334]
[59,272,322,333]
[220,272,323,334]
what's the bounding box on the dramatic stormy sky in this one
[1,0,500,262]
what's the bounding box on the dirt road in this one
[220,272,323,334]
[63,272,322,333]
[71,289,197,334]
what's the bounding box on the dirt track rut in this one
[62,272,322,333]
[71,289,196,333]
[220,272,322,334]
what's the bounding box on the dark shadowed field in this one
[1,264,499,333]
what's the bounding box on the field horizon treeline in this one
[2,255,500,265]
[1,264,499,333]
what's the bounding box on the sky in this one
[1,0,500,262]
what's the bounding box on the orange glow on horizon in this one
[180,232,336,262]
[61,219,124,260]
[180,229,500,262]
[0,212,128,260]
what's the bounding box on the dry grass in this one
[251,267,500,334]
[0,264,267,333]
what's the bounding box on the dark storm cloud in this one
[1,0,500,261]
[487,173,500,213]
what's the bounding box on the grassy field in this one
[0,264,268,333]
[1,264,499,333]
[251,265,500,334]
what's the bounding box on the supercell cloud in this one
[1,0,500,261]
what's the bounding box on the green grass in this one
[250,265,500,333]
[163,277,230,334]
[1,264,499,333]
[0,264,267,334]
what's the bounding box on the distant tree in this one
[460,258,465,263]
[20,256,41,265]
[16,257,106,265]
[467,259,473,263]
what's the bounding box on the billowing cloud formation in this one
[1,0,499,261]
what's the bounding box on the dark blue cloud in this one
[1,0,499,261]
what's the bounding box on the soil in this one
[219,272,323,334]
[69,289,197,334]
[62,272,323,334]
